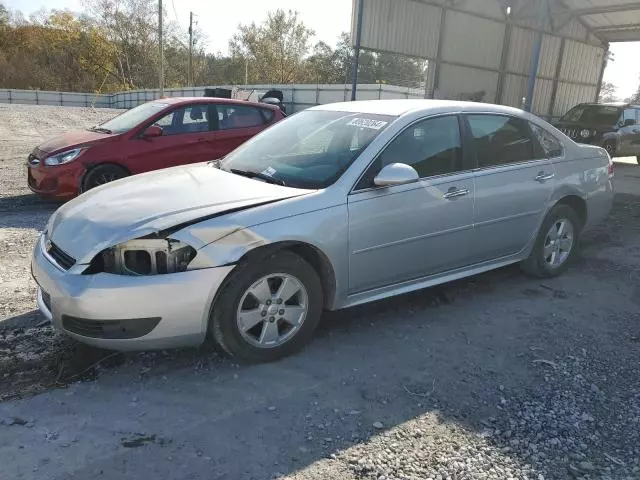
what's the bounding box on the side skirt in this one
[339,253,525,310]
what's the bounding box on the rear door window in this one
[467,115,534,168]
[217,105,265,130]
[260,108,276,123]
[530,123,564,158]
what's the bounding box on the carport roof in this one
[539,0,640,42]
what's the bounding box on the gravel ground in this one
[1,104,640,480]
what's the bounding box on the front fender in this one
[173,205,350,310]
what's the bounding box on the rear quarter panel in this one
[549,143,613,230]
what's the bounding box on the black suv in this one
[554,102,640,164]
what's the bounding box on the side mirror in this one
[623,118,636,127]
[142,125,163,138]
[373,163,419,187]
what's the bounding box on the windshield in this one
[98,102,169,133]
[560,104,622,125]
[220,110,395,189]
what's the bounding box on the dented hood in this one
[48,163,312,263]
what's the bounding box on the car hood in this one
[554,122,615,131]
[48,163,313,263]
[37,130,114,155]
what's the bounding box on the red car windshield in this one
[96,102,169,134]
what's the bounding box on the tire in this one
[81,164,128,192]
[521,204,582,278]
[209,251,323,363]
[603,141,616,157]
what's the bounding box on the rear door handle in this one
[443,187,470,199]
[535,172,555,182]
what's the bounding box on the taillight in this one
[608,157,615,178]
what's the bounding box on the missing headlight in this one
[85,239,196,275]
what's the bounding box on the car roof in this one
[153,97,280,110]
[309,99,530,118]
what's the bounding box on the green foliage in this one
[598,82,617,103]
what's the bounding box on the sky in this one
[5,0,639,99]
[6,0,353,53]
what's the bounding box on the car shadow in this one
[0,193,61,229]
[0,309,44,332]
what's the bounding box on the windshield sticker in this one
[347,118,388,130]
[260,166,276,177]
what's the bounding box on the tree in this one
[631,75,640,103]
[0,4,9,26]
[598,82,617,103]
[229,9,314,84]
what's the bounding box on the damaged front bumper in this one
[31,233,234,351]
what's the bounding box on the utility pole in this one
[188,11,193,87]
[245,57,248,85]
[158,0,164,96]
[350,0,364,101]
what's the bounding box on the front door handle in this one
[443,187,470,199]
[535,172,555,183]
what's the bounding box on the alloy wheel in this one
[543,218,574,268]
[236,273,309,348]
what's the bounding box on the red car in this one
[27,97,284,199]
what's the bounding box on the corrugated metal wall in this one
[441,11,505,69]
[354,0,607,119]
[356,0,441,59]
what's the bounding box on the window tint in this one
[530,122,563,158]
[218,105,264,130]
[467,115,534,167]
[377,115,462,178]
[261,108,276,123]
[181,105,209,131]
[155,111,174,127]
[153,104,210,135]
[622,109,636,124]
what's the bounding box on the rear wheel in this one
[81,164,128,192]
[521,204,581,278]
[209,251,323,363]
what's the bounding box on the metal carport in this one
[351,0,640,119]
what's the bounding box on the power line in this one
[170,0,180,26]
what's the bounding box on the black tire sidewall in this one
[603,141,616,157]
[210,251,323,363]
[528,205,582,277]
[82,164,127,192]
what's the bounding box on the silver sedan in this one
[31,100,614,362]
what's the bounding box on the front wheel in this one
[521,204,581,278]
[209,251,323,363]
[81,164,128,193]
[603,141,616,157]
